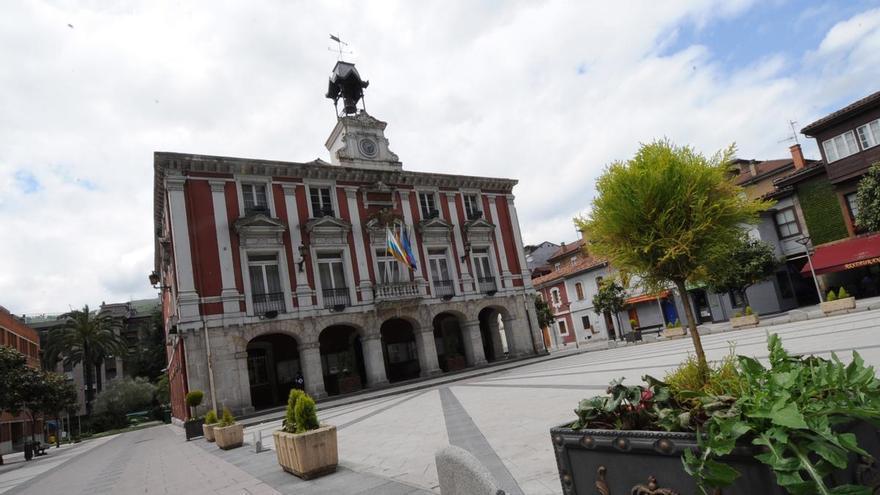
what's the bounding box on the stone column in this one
[282,183,313,309]
[361,335,389,387]
[414,327,442,376]
[300,342,326,399]
[210,180,242,315]
[506,195,533,289]
[166,174,200,322]
[446,192,475,294]
[487,194,513,290]
[461,320,487,367]
[502,315,530,357]
[345,187,373,303]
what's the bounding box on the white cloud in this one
[1,1,879,313]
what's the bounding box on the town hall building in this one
[154,62,543,420]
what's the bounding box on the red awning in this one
[800,232,880,276]
[626,290,671,305]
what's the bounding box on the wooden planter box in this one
[730,314,759,328]
[202,424,216,442]
[445,355,467,372]
[821,297,856,314]
[338,375,362,395]
[550,421,880,494]
[661,327,686,338]
[214,424,244,450]
[184,418,204,441]
[273,425,338,480]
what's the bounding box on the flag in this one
[401,226,419,271]
[386,227,411,269]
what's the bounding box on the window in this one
[248,254,285,314]
[554,262,561,271]
[776,271,793,299]
[575,282,584,301]
[375,249,401,285]
[595,276,603,289]
[463,193,481,219]
[822,130,859,163]
[317,252,346,290]
[774,207,800,238]
[419,192,438,218]
[551,288,560,305]
[729,290,745,308]
[309,186,334,217]
[242,183,269,215]
[428,249,453,297]
[581,315,591,330]
[557,320,568,336]
[570,256,578,266]
[845,192,860,221]
[857,119,880,150]
[472,248,496,292]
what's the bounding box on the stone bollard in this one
[435,445,505,495]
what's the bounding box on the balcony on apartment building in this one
[433,279,455,299]
[253,292,286,314]
[322,287,351,310]
[374,281,422,303]
[478,277,498,295]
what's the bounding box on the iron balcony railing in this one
[374,281,421,301]
[478,277,497,294]
[323,287,351,309]
[433,279,455,298]
[253,292,286,314]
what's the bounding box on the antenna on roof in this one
[328,34,353,60]
[777,120,800,145]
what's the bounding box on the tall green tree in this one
[124,310,167,382]
[534,295,554,329]
[18,369,78,445]
[0,346,27,464]
[576,140,768,371]
[855,162,880,232]
[591,279,627,338]
[45,305,127,416]
[705,234,778,309]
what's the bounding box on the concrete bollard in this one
[435,445,505,495]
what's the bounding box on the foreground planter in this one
[184,418,204,441]
[730,314,759,328]
[214,424,244,450]
[273,425,338,480]
[821,297,856,314]
[550,422,880,494]
[202,424,216,442]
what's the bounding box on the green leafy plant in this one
[838,287,850,299]
[733,311,742,318]
[282,389,305,433]
[705,235,778,310]
[204,409,218,425]
[185,390,204,420]
[294,394,320,433]
[855,162,880,232]
[629,319,638,329]
[744,306,753,316]
[218,407,235,427]
[827,290,837,302]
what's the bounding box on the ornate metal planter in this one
[550,422,880,494]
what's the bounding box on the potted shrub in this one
[730,305,759,328]
[662,319,686,338]
[551,334,880,494]
[202,409,218,442]
[273,389,338,479]
[822,287,856,314]
[213,408,244,450]
[184,390,205,440]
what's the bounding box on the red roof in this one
[532,256,607,286]
[801,91,880,135]
[626,290,671,305]
[800,232,880,276]
[546,239,586,262]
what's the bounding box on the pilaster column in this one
[487,194,512,290]
[399,190,426,291]
[210,180,241,314]
[346,187,373,302]
[361,335,389,387]
[299,342,326,399]
[282,183,313,309]
[166,175,200,321]
[506,194,532,289]
[446,192,475,294]
[414,327,441,376]
[461,320,487,367]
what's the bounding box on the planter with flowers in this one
[273,389,338,479]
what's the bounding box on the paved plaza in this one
[4,309,879,494]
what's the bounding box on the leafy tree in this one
[155,372,170,405]
[591,279,627,338]
[577,140,767,371]
[93,377,157,428]
[125,310,167,382]
[32,372,77,447]
[705,234,778,308]
[855,162,880,232]
[0,346,27,464]
[534,295,554,329]
[45,305,127,416]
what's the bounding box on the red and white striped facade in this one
[155,111,543,419]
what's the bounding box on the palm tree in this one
[46,305,128,416]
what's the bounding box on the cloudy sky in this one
[2,0,879,314]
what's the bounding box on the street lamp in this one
[795,236,823,303]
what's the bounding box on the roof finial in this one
[328,34,353,60]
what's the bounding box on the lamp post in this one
[795,236,823,303]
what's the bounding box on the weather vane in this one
[328,34,353,60]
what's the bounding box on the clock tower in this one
[324,61,402,171]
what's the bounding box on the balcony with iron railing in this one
[374,281,422,302]
[432,279,455,299]
[253,292,286,314]
[322,287,351,309]
[478,277,498,294]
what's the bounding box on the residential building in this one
[1,305,44,456]
[154,62,542,420]
[524,241,559,277]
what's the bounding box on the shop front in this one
[801,232,880,299]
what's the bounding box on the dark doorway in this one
[689,290,713,323]
[433,313,466,372]
[603,311,616,340]
[319,325,366,396]
[478,307,507,362]
[380,319,420,382]
[246,334,300,410]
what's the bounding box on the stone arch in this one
[379,317,421,382]
[476,303,517,361]
[245,332,301,410]
[432,311,468,372]
[318,324,367,396]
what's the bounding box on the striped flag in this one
[401,226,419,271]
[386,227,412,269]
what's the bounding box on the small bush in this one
[744,306,753,316]
[629,319,638,329]
[205,409,218,425]
[826,290,837,302]
[283,389,305,433]
[664,352,742,405]
[838,287,850,299]
[185,390,204,408]
[218,407,235,427]
[294,395,319,433]
[733,311,742,318]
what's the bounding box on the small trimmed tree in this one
[591,279,626,338]
[534,295,554,329]
[185,390,204,420]
[283,389,305,433]
[855,162,880,232]
[577,140,768,372]
[294,394,319,433]
[705,234,778,309]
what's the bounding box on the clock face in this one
[358,138,378,158]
